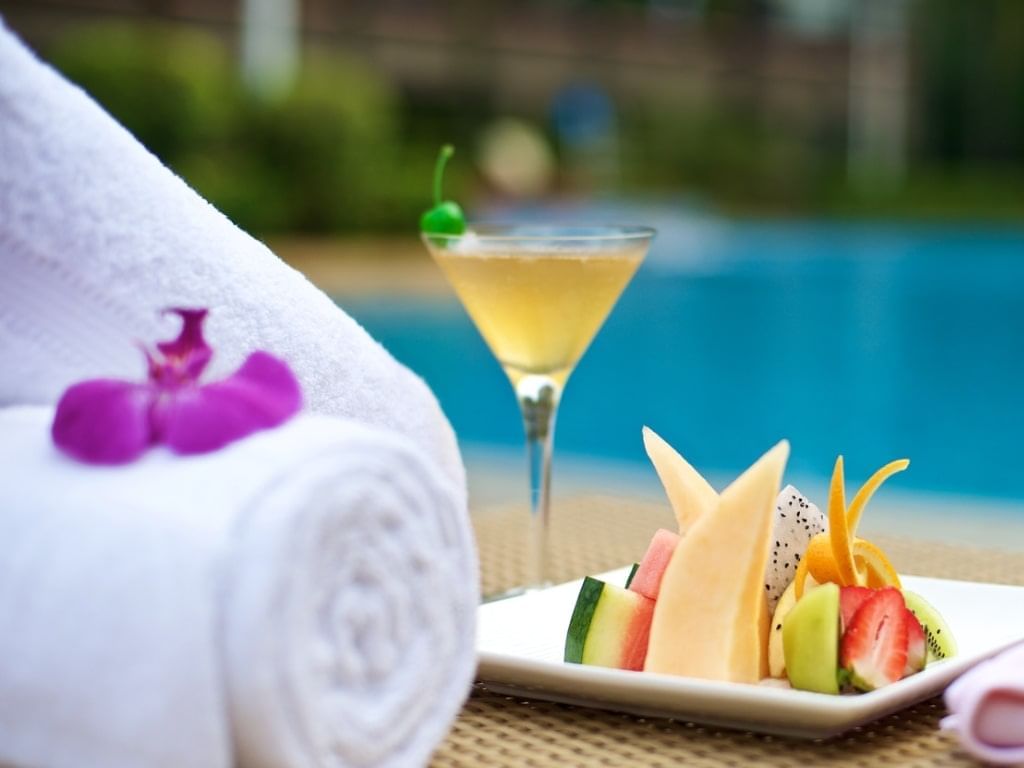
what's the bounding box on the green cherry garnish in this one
[420,144,466,235]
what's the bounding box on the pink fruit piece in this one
[628,528,681,601]
[840,587,909,691]
[620,596,656,671]
[839,585,875,633]
[904,609,927,676]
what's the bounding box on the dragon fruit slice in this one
[765,484,828,614]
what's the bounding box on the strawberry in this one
[840,587,909,691]
[904,609,927,676]
[839,585,875,633]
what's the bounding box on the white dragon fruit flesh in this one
[764,484,828,614]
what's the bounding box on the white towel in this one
[0,20,464,492]
[0,406,478,768]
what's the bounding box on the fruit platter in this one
[475,429,1024,737]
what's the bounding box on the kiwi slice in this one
[903,591,957,663]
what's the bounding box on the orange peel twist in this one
[794,457,909,598]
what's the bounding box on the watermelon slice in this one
[628,528,680,601]
[565,576,655,671]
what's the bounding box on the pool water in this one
[341,216,1024,502]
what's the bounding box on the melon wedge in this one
[644,441,790,683]
[642,426,719,534]
[768,580,798,678]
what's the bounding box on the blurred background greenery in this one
[5,1,1024,519]
[4,0,1024,234]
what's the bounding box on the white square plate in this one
[476,568,1024,738]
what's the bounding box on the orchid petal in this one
[52,380,154,465]
[156,351,302,455]
[51,307,303,464]
[154,308,212,381]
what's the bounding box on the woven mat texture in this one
[430,495,1024,767]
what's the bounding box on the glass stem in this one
[517,374,560,590]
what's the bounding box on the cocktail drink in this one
[423,226,654,595]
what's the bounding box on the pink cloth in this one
[943,643,1024,764]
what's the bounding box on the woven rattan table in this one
[431,495,1024,767]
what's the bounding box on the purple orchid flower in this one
[52,309,302,464]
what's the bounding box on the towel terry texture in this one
[0,19,464,494]
[0,406,478,768]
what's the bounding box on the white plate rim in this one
[475,569,1024,738]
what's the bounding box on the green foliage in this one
[914,0,1024,168]
[48,24,234,163]
[183,50,403,233]
[48,23,420,234]
[618,101,834,215]
[45,14,1024,231]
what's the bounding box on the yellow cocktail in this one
[424,226,654,594]
[431,245,644,388]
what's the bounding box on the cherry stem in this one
[433,144,454,206]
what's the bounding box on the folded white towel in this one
[0,406,478,768]
[0,20,464,492]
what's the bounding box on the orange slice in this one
[795,456,908,596]
[852,538,901,589]
[794,533,841,598]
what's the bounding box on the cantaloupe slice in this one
[642,426,719,534]
[644,441,790,683]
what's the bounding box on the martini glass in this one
[422,225,654,597]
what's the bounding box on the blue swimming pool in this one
[342,209,1024,502]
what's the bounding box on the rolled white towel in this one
[0,406,478,768]
[0,19,464,491]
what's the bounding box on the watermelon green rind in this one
[624,563,640,589]
[565,576,606,663]
[582,582,654,668]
